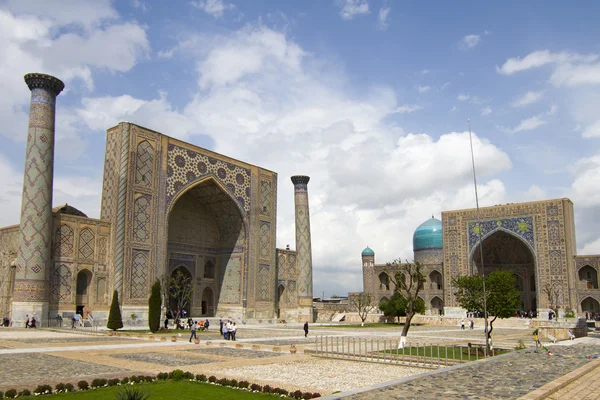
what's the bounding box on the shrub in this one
[64,383,75,392]
[78,380,89,390]
[292,390,304,399]
[196,374,207,382]
[121,377,130,385]
[5,389,16,398]
[55,383,65,392]
[18,389,31,397]
[230,379,238,387]
[303,392,314,399]
[130,375,142,383]
[250,383,263,391]
[115,386,150,400]
[148,280,162,332]
[208,376,217,383]
[156,372,169,381]
[170,369,185,381]
[565,308,576,318]
[0,392,3,399]
[91,378,108,388]
[108,379,120,387]
[312,393,322,398]
[144,376,154,382]
[183,371,194,380]
[34,384,53,394]
[262,385,273,393]
[238,380,249,388]
[107,290,124,330]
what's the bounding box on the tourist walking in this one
[189,321,198,342]
[460,319,465,330]
[231,322,237,341]
[25,314,30,328]
[219,319,223,335]
[304,321,309,338]
[30,317,37,328]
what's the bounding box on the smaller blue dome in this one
[361,246,375,256]
[413,218,443,251]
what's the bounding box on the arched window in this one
[204,260,215,279]
[514,274,524,292]
[429,270,443,290]
[579,266,598,289]
[530,274,536,291]
[378,272,390,290]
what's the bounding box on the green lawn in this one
[44,381,280,399]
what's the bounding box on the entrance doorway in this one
[76,269,92,315]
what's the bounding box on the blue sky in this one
[2,0,600,297]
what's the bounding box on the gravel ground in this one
[218,358,424,393]
[187,347,283,358]
[111,352,217,366]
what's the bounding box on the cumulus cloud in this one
[567,155,600,207]
[377,6,390,30]
[418,85,431,93]
[336,0,370,20]
[460,34,481,49]
[509,115,547,134]
[511,90,545,107]
[582,120,600,138]
[191,0,235,18]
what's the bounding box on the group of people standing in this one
[25,314,37,328]
[460,319,474,330]
[219,319,237,341]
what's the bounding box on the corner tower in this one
[291,175,313,322]
[361,246,375,293]
[13,73,65,325]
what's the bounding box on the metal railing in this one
[313,336,494,369]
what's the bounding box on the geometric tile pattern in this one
[467,216,534,252]
[95,277,107,304]
[54,224,74,258]
[286,280,297,307]
[135,140,154,186]
[131,250,148,299]
[133,196,151,242]
[98,237,107,262]
[78,228,95,260]
[259,222,270,259]
[257,264,270,301]
[220,256,241,304]
[100,129,119,219]
[260,179,271,216]
[166,144,251,215]
[291,176,313,299]
[50,264,72,301]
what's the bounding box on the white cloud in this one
[394,105,423,114]
[377,6,390,30]
[480,107,492,116]
[568,155,600,207]
[191,0,235,18]
[550,62,600,87]
[460,34,481,50]
[497,50,597,76]
[509,115,547,134]
[511,90,545,107]
[418,85,431,93]
[336,0,370,20]
[522,185,546,201]
[457,94,470,101]
[132,0,150,12]
[582,120,600,138]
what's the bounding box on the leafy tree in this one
[379,292,425,324]
[542,280,561,318]
[453,270,521,343]
[384,259,426,340]
[349,292,374,326]
[107,290,123,331]
[148,280,162,332]
[161,270,194,320]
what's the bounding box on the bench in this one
[567,330,576,340]
[547,334,558,344]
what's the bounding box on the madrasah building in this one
[0,73,314,326]
[362,199,600,319]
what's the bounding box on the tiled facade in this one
[363,199,600,318]
[1,74,313,325]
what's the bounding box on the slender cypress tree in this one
[148,280,162,332]
[107,290,123,330]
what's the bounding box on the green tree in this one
[107,290,123,331]
[349,292,374,326]
[161,270,194,321]
[384,259,426,341]
[148,280,162,332]
[452,270,521,342]
[379,292,425,324]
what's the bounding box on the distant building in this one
[362,199,600,318]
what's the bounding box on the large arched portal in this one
[75,269,92,316]
[167,179,245,317]
[472,230,536,313]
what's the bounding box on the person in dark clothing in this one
[303,321,309,338]
[30,317,37,328]
[219,319,223,335]
[164,317,169,329]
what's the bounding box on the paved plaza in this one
[0,321,596,398]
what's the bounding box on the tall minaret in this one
[13,73,64,325]
[291,175,313,322]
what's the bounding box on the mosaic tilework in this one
[287,253,296,276]
[467,216,534,252]
[286,280,297,307]
[259,222,270,259]
[114,123,131,294]
[220,256,241,304]
[257,264,270,301]
[15,80,63,301]
[50,264,72,301]
[135,140,154,186]
[131,250,149,299]
[54,224,74,258]
[291,176,313,300]
[260,179,271,216]
[548,221,560,247]
[78,228,95,259]
[133,196,151,242]
[100,128,120,219]
[98,237,107,262]
[95,277,107,304]
[166,144,251,215]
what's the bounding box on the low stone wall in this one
[539,326,587,340]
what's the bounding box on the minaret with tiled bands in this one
[13,73,64,325]
[291,175,313,322]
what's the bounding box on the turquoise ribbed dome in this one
[413,218,443,251]
[361,246,375,256]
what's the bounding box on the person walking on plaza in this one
[219,319,223,335]
[304,321,309,338]
[25,314,30,328]
[460,319,465,330]
[231,322,237,341]
[189,321,198,343]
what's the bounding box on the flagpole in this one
[468,119,490,357]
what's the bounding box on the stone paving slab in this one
[9,337,133,344]
[0,353,129,386]
[328,344,599,400]
[187,347,283,358]
[112,352,218,366]
[243,338,315,346]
